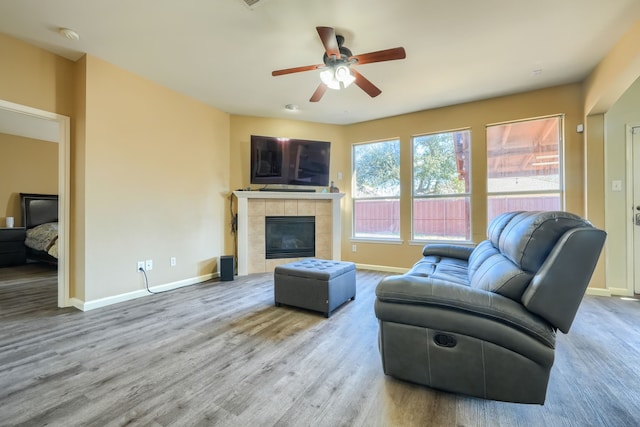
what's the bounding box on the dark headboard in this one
[20,193,58,229]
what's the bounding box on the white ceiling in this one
[1,0,640,127]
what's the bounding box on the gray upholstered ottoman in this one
[274,259,356,317]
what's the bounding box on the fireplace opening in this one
[265,216,315,259]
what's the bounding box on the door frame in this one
[0,99,71,307]
[625,122,640,295]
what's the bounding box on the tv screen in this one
[250,135,330,187]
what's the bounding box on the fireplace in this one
[265,216,315,259]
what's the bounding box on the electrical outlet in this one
[170,257,176,267]
[145,259,153,271]
[352,244,357,252]
[137,261,144,271]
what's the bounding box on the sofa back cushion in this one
[469,243,533,300]
[498,211,589,272]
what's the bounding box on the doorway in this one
[629,124,640,295]
[0,99,70,307]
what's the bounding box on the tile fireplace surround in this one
[233,191,345,275]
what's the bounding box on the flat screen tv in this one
[250,135,331,187]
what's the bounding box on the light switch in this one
[612,180,622,192]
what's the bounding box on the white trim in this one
[409,239,474,246]
[355,263,409,274]
[0,99,71,307]
[585,287,611,297]
[72,273,216,311]
[625,123,640,296]
[351,238,403,245]
[608,286,634,297]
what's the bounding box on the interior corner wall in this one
[72,55,87,302]
[228,115,348,259]
[82,54,230,302]
[584,114,606,290]
[583,19,640,116]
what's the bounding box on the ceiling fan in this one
[272,26,406,102]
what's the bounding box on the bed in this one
[20,193,59,265]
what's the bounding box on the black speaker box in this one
[219,255,235,281]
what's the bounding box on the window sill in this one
[409,239,474,246]
[351,238,404,245]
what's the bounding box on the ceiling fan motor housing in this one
[323,41,353,65]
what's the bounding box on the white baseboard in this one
[606,287,634,297]
[585,287,611,297]
[355,263,409,274]
[71,273,217,311]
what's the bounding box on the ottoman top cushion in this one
[275,259,356,280]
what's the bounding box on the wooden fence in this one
[354,196,560,239]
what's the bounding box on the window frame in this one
[351,138,402,242]
[410,128,473,243]
[485,114,565,222]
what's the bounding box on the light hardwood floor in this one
[1,264,639,426]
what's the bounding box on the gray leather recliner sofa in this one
[374,211,606,404]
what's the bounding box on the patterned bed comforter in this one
[25,222,58,258]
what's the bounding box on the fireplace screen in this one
[265,216,315,259]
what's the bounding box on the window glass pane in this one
[352,139,401,239]
[488,194,561,220]
[413,130,470,195]
[353,140,400,198]
[353,199,400,238]
[411,130,471,241]
[486,116,563,222]
[487,117,561,194]
[413,197,470,240]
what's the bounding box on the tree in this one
[353,140,400,197]
[413,132,467,196]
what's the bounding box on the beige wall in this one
[0,133,58,226]
[0,33,75,117]
[80,55,230,301]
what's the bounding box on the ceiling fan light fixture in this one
[320,65,355,90]
[335,65,355,88]
[320,68,341,90]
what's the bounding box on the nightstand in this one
[0,227,27,267]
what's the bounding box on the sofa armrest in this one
[375,274,555,348]
[422,243,474,260]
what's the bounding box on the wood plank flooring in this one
[1,265,640,426]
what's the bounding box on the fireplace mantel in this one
[233,191,345,275]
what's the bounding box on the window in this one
[352,139,400,239]
[486,115,563,221]
[412,129,471,241]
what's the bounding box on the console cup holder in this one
[434,333,457,348]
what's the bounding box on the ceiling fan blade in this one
[272,64,323,76]
[350,47,406,65]
[316,26,340,58]
[351,69,382,98]
[310,83,328,102]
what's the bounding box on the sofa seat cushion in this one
[407,256,469,286]
[375,275,557,349]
